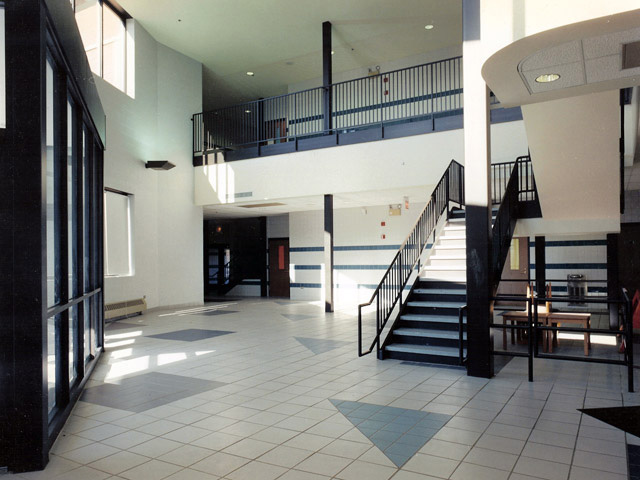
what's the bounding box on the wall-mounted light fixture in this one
[145,161,175,170]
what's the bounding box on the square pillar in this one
[463,0,493,378]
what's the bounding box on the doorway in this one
[496,237,529,307]
[269,238,290,297]
[205,243,229,297]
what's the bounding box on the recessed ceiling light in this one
[535,73,560,83]
[424,24,434,30]
[245,110,252,114]
[246,71,254,76]
[331,50,335,55]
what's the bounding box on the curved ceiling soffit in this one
[482,9,640,108]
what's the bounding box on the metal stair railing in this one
[358,160,464,358]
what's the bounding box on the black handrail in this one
[490,156,536,205]
[193,57,468,156]
[491,288,634,392]
[358,160,464,357]
[491,159,521,289]
[458,305,467,365]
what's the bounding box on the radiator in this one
[105,297,147,321]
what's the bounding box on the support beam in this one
[322,21,332,133]
[535,236,546,298]
[0,0,49,471]
[463,0,493,378]
[324,194,334,312]
[607,233,620,329]
[260,217,267,297]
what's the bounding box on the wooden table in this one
[546,312,591,355]
[501,310,550,351]
[500,311,591,355]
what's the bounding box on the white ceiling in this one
[483,9,640,107]
[202,185,433,219]
[117,0,462,110]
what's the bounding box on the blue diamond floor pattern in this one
[330,399,452,467]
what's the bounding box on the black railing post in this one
[376,296,382,359]
[625,291,634,392]
[528,295,534,382]
[445,168,450,220]
[322,21,333,134]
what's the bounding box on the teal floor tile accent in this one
[330,399,452,467]
[294,337,350,354]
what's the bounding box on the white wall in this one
[521,91,620,230]
[288,45,462,92]
[529,234,608,298]
[289,203,427,308]
[99,21,203,309]
[195,120,529,207]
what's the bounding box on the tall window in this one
[74,0,128,92]
[45,46,103,420]
[104,189,133,276]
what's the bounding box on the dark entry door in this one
[496,237,529,306]
[269,238,290,297]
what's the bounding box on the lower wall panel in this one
[529,235,607,308]
[289,203,427,308]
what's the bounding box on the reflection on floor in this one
[10,298,640,480]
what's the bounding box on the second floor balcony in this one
[192,56,517,165]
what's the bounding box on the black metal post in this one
[607,233,620,329]
[528,296,533,382]
[324,194,334,312]
[626,294,634,392]
[259,217,267,297]
[620,89,625,214]
[322,21,332,133]
[535,236,545,297]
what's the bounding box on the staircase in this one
[384,208,468,364]
[359,156,539,367]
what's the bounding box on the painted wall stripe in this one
[530,263,606,270]
[528,240,606,247]
[291,243,430,253]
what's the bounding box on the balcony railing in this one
[192,56,481,160]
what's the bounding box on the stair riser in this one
[384,350,462,365]
[405,306,462,316]
[436,238,466,247]
[417,281,466,290]
[397,319,465,330]
[392,335,467,348]
[440,229,466,238]
[428,258,466,268]
[411,293,466,302]
[420,270,467,282]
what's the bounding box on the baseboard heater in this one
[105,297,147,322]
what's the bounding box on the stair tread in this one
[437,235,466,240]
[414,289,466,295]
[429,255,466,260]
[407,301,466,308]
[394,328,467,339]
[423,266,466,271]
[400,314,462,323]
[385,344,466,357]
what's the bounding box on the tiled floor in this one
[11,298,640,480]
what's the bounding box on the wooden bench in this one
[547,312,591,355]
